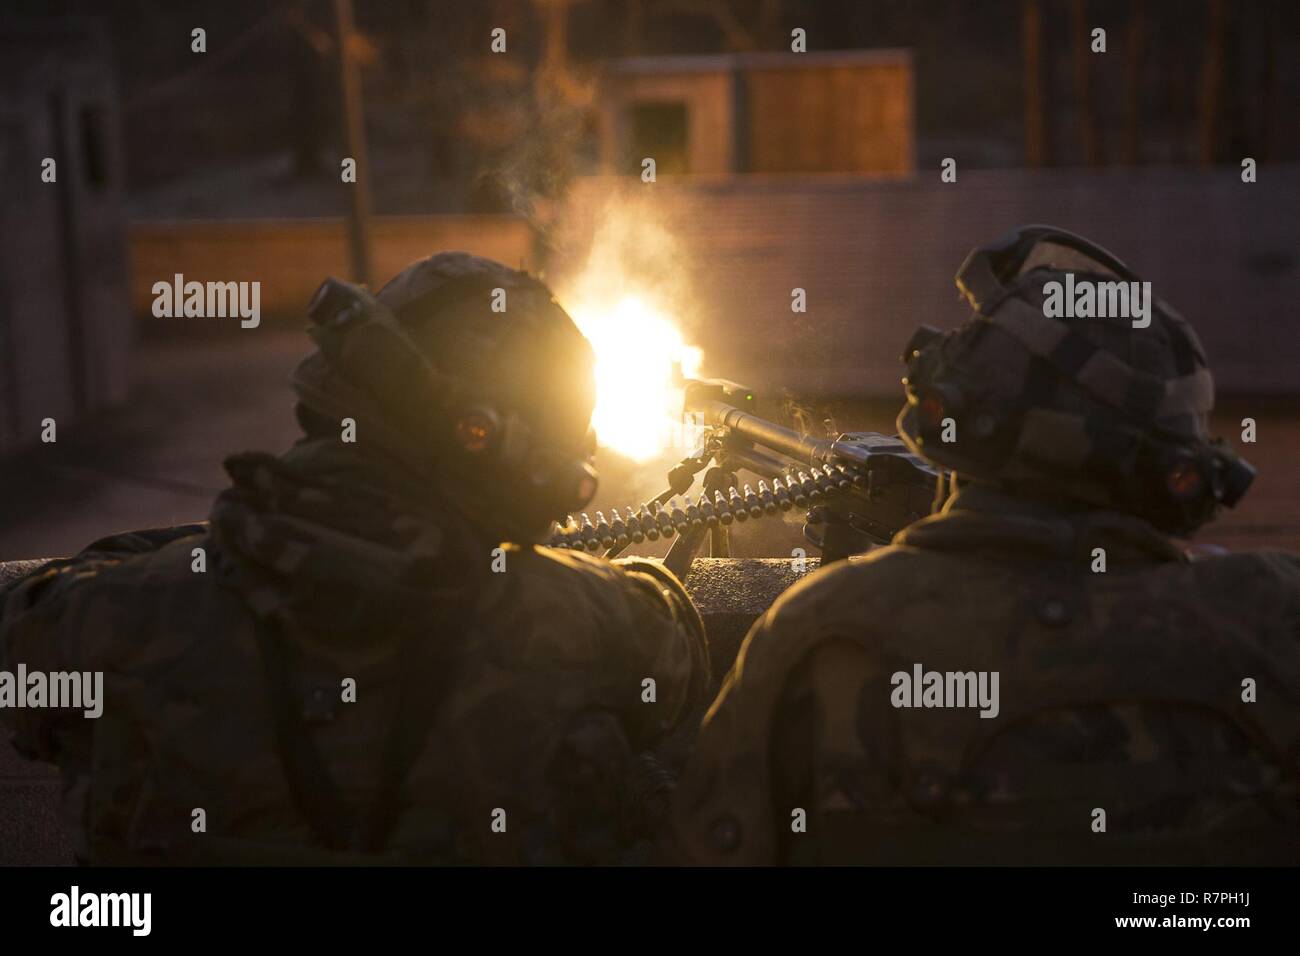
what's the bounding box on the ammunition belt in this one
[547,464,867,552]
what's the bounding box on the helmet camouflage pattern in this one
[897,226,1254,535]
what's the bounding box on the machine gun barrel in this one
[692,398,873,470]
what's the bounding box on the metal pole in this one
[334,0,373,285]
[1199,0,1226,167]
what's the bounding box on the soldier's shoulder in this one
[1189,547,1300,585]
[517,546,701,637]
[1182,548,1300,620]
[1185,548,1300,595]
[523,542,691,586]
[1,530,242,673]
[766,545,937,622]
[3,528,205,613]
[520,543,630,589]
[500,544,649,617]
[77,530,215,595]
[738,546,933,666]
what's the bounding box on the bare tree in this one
[623,0,646,55]
[1070,0,1099,166]
[1198,0,1225,165]
[1022,0,1047,167]
[757,0,784,48]
[333,0,373,284]
[1260,0,1278,162]
[659,0,760,51]
[1123,0,1145,165]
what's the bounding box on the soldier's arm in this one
[0,526,202,761]
[767,639,892,864]
[666,565,889,864]
[663,600,794,865]
[608,557,710,746]
[0,556,110,762]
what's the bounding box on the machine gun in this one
[546,378,947,578]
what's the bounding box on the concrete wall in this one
[129,215,539,324]
[553,169,1300,397]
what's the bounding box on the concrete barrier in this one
[0,555,806,864]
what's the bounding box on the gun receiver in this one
[546,378,946,578]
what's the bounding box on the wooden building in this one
[596,50,914,177]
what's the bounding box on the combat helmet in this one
[897,225,1254,535]
[292,252,598,543]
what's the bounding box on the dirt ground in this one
[1,329,1297,561]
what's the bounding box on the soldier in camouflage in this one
[0,252,708,864]
[668,226,1299,865]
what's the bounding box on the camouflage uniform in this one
[668,228,1300,865]
[0,254,709,864]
